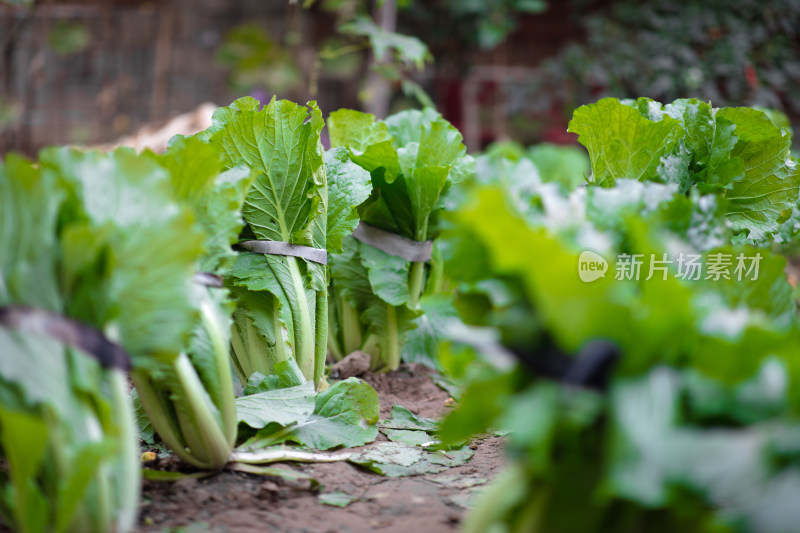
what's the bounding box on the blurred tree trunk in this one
[364,0,396,118]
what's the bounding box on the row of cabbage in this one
[0,96,475,532]
[3,94,800,533]
[439,98,800,533]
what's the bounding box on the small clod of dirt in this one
[331,350,373,379]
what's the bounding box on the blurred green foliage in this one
[0,96,20,131]
[216,24,302,95]
[446,0,547,49]
[524,0,800,117]
[48,21,90,56]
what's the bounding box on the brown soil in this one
[136,365,506,533]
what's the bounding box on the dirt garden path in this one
[137,365,506,533]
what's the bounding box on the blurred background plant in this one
[47,20,89,55]
[522,0,800,127]
[216,24,302,97]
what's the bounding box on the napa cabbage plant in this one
[436,129,800,532]
[199,97,370,389]
[325,108,473,370]
[130,136,254,470]
[568,97,800,243]
[0,147,206,533]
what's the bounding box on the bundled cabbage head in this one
[0,148,208,532]
[326,108,473,370]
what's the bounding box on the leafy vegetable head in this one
[326,107,473,371]
[329,107,472,242]
[0,146,211,532]
[39,146,206,364]
[147,135,254,274]
[439,121,800,531]
[568,97,800,242]
[202,96,371,386]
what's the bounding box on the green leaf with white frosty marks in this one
[350,442,474,477]
[697,247,795,324]
[243,378,379,450]
[381,429,434,446]
[568,98,684,186]
[662,98,743,194]
[715,107,800,241]
[235,382,316,429]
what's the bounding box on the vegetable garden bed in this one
[5,93,800,533]
[136,365,505,533]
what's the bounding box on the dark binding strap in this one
[0,305,132,371]
[193,272,224,288]
[351,222,434,262]
[237,240,328,265]
[510,335,620,392]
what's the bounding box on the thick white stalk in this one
[286,257,315,381]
